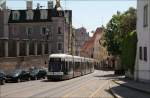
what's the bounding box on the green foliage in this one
[104,13,122,55]
[104,7,136,56]
[104,7,137,74]
[121,31,137,74]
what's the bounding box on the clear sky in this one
[6,0,137,34]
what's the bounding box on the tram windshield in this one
[49,58,62,72]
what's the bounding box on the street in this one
[0,70,114,98]
[1,70,150,98]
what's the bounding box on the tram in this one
[47,54,95,80]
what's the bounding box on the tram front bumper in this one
[47,72,64,80]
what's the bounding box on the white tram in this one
[47,54,95,80]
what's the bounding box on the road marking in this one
[89,80,109,98]
[62,78,95,98]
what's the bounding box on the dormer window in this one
[26,10,33,20]
[65,12,69,23]
[13,11,20,20]
[40,10,47,19]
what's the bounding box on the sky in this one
[6,0,137,35]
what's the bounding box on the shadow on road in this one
[110,83,150,98]
[93,73,123,80]
[41,79,64,82]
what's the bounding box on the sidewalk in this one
[109,78,150,98]
[113,78,150,94]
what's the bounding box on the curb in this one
[112,80,150,95]
[109,81,122,98]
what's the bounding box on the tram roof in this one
[49,54,95,62]
[49,54,72,58]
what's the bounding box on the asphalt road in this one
[110,81,150,98]
[0,70,114,98]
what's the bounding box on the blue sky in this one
[6,0,136,34]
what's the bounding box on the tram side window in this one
[81,62,83,72]
[62,61,67,74]
[66,61,68,72]
[77,62,80,71]
[69,61,73,72]
[87,62,89,71]
[74,62,77,71]
[64,61,69,75]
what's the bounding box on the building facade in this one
[80,27,108,60]
[135,0,150,82]
[75,27,89,56]
[0,0,72,71]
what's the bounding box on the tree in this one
[104,12,122,55]
[104,7,136,56]
[104,7,137,74]
[121,31,137,74]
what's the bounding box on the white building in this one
[135,0,150,82]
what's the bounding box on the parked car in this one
[29,68,47,80]
[38,68,47,79]
[30,69,39,80]
[0,70,6,85]
[6,69,30,82]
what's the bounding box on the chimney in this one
[26,0,32,10]
[36,3,40,10]
[48,0,53,9]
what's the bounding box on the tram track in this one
[0,70,115,98]
[29,73,95,98]
[62,78,98,98]
[1,80,46,95]
[2,72,95,98]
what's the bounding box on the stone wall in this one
[0,55,49,73]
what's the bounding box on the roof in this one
[80,27,104,54]
[8,9,72,23]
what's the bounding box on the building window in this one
[58,11,62,16]
[41,27,46,35]
[143,4,148,27]
[26,27,32,36]
[44,43,48,54]
[139,47,142,60]
[144,47,147,61]
[26,10,33,20]
[57,43,62,50]
[58,27,61,34]
[13,12,20,20]
[40,10,48,19]
[37,43,42,55]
